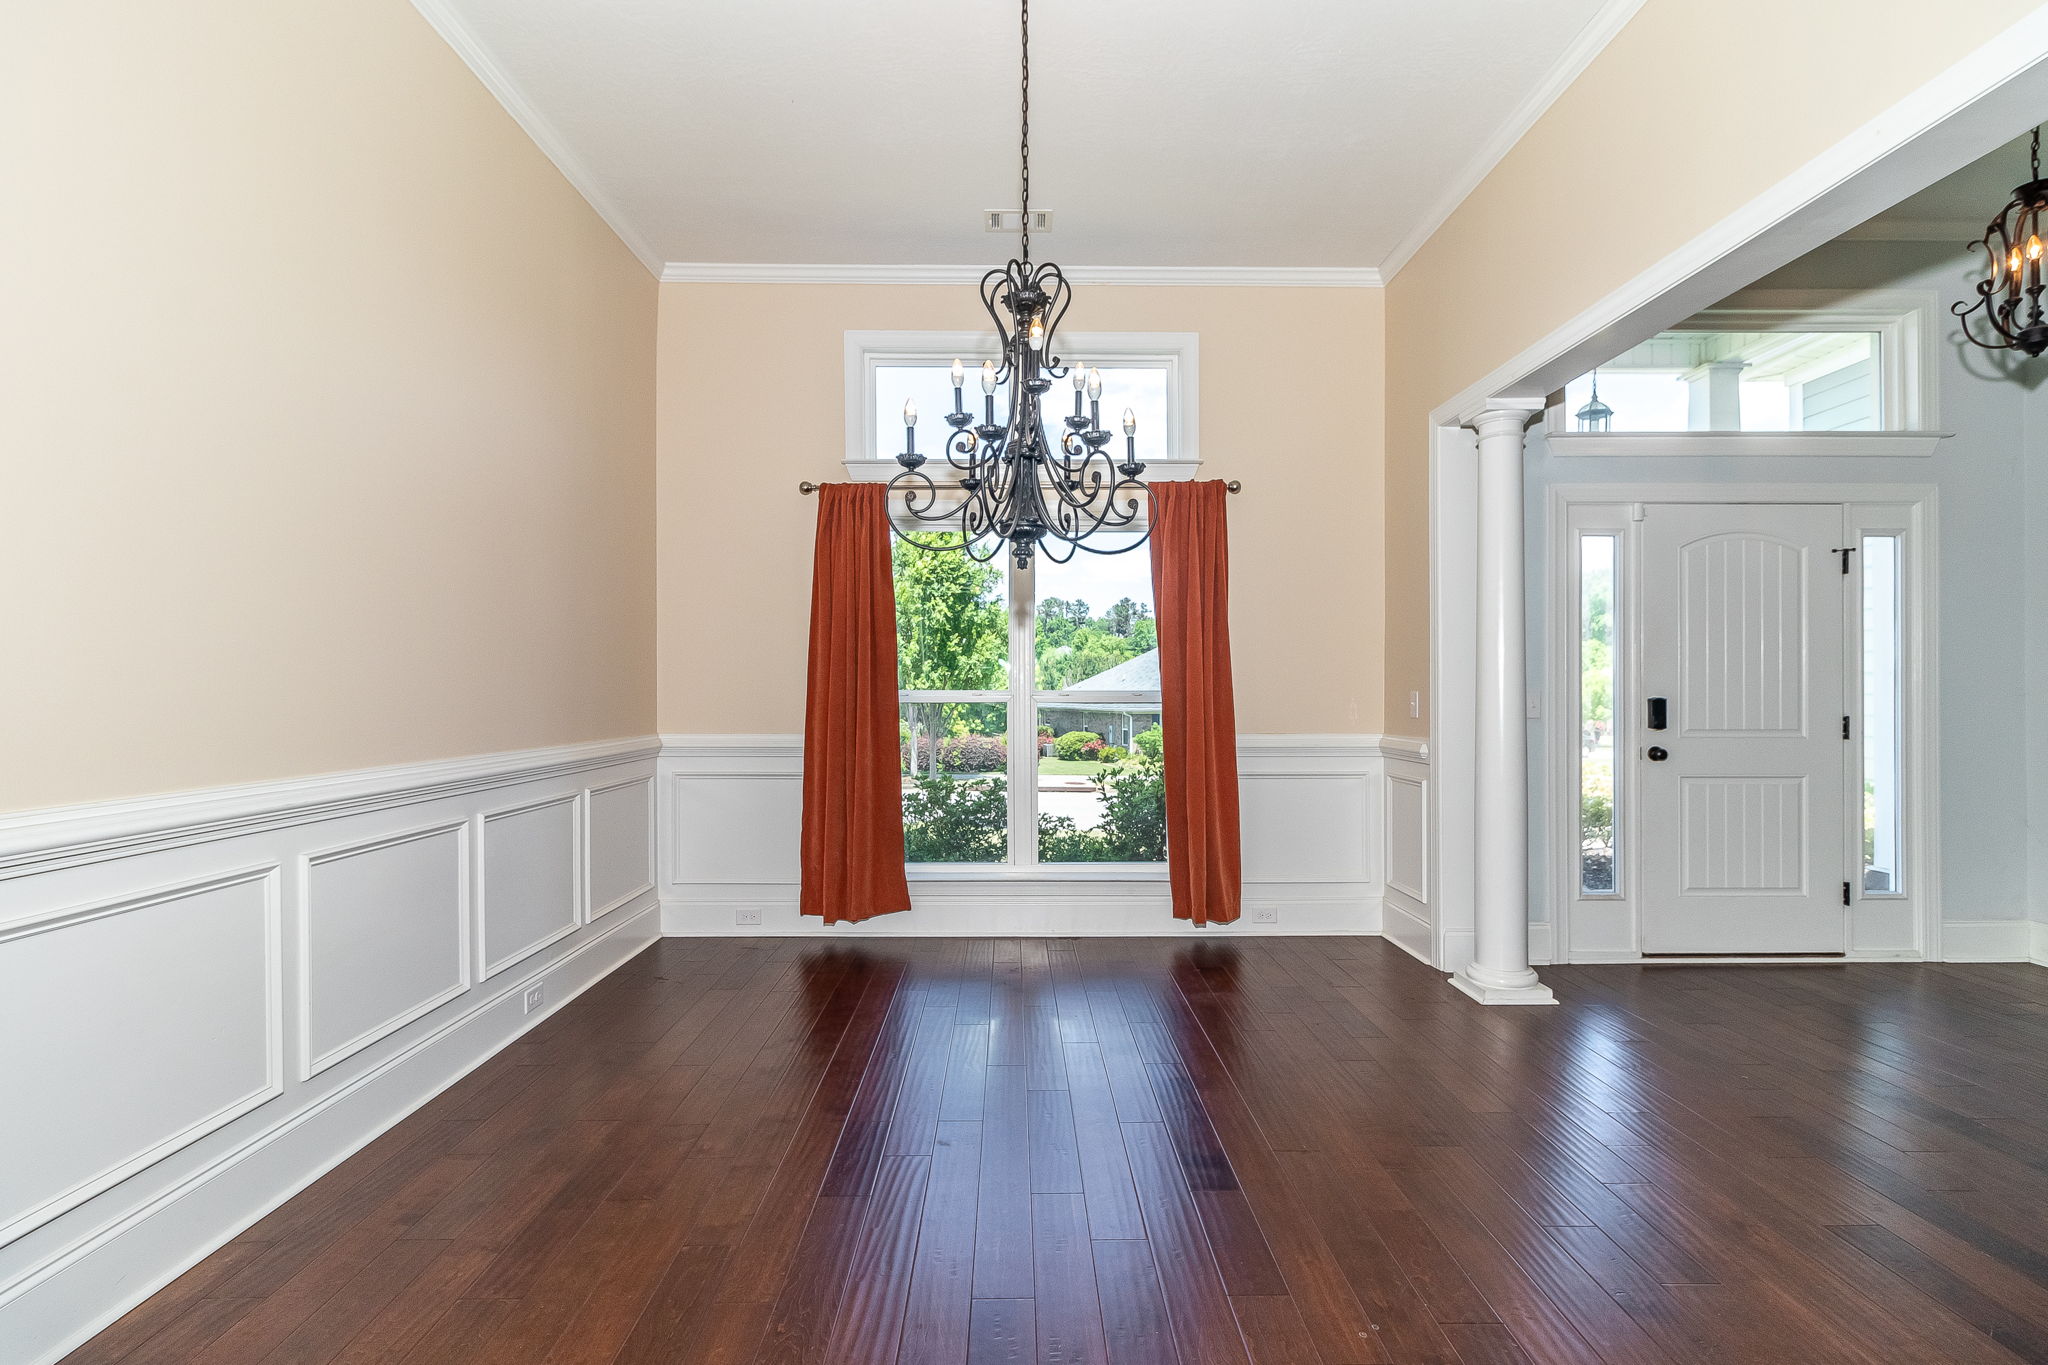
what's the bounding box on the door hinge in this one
[1835,547,1857,575]
[1843,880,1853,906]
[1842,715,1852,740]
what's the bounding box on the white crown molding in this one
[1840,218,1984,243]
[0,736,659,875]
[406,0,663,275]
[659,262,1382,287]
[1376,0,1651,282]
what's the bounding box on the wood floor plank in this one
[1033,1193,1111,1365]
[1094,1240,1181,1365]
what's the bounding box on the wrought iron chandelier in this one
[1957,126,2048,357]
[889,0,1148,567]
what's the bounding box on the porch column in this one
[1451,406,1557,1005]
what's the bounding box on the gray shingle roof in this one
[1064,648,1159,691]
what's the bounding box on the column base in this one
[1448,967,1558,1006]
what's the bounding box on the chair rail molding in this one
[0,737,662,1365]
[657,733,1430,938]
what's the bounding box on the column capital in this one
[1466,405,1541,439]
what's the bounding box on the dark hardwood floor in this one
[60,937,2048,1364]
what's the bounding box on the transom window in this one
[845,330,1198,473]
[1558,290,1935,434]
[894,529,1167,868]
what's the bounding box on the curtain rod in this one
[797,480,1240,494]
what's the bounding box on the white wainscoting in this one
[658,734,1432,937]
[0,738,661,1365]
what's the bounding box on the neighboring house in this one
[1042,649,1161,747]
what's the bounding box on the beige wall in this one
[657,283,1384,736]
[2,0,657,810]
[1381,0,2040,735]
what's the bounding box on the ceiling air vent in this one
[985,210,1053,233]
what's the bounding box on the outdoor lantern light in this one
[1574,371,1615,431]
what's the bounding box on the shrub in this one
[1079,738,1104,760]
[1036,754,1167,863]
[903,775,1008,862]
[1053,730,1099,761]
[939,733,1007,773]
[1133,725,1164,761]
[1098,745,1128,765]
[903,732,1008,774]
[1037,724,1054,738]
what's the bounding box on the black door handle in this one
[1646,746,1669,762]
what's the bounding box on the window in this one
[894,530,1166,868]
[1578,534,1619,895]
[1564,331,1883,432]
[845,330,1198,472]
[1861,535,1904,894]
[1557,290,1934,435]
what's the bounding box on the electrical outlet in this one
[522,983,545,1015]
[736,906,763,926]
[1250,906,1279,924]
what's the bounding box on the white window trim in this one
[899,549,1167,879]
[845,329,1200,479]
[1545,287,1947,450]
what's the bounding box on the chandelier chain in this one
[1019,0,1031,264]
[2034,126,2041,184]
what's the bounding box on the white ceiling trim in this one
[408,0,663,275]
[1375,0,1650,282]
[659,263,1382,287]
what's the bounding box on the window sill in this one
[1544,431,1950,458]
[908,863,1168,884]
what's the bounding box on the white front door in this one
[1636,502,1850,954]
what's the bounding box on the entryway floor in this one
[60,937,2048,1364]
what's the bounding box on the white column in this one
[1451,407,1557,1005]
[1685,360,1747,431]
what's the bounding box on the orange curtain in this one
[800,484,912,925]
[1150,480,1242,925]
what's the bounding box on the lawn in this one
[1037,758,1111,779]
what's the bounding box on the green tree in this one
[894,534,1005,776]
[1105,597,1150,638]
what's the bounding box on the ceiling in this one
[417,0,1634,275]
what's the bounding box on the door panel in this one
[1638,503,1847,954]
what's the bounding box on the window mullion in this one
[1011,557,1037,866]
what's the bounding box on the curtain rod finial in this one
[798,481,819,494]
[1225,480,1242,494]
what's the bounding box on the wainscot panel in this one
[658,734,1431,937]
[0,738,660,1365]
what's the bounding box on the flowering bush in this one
[1052,730,1100,761]
[903,733,1008,773]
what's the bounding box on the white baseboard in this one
[0,737,662,1365]
[2033,921,2048,968]
[657,733,1429,939]
[660,893,1381,937]
[1940,919,2033,962]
